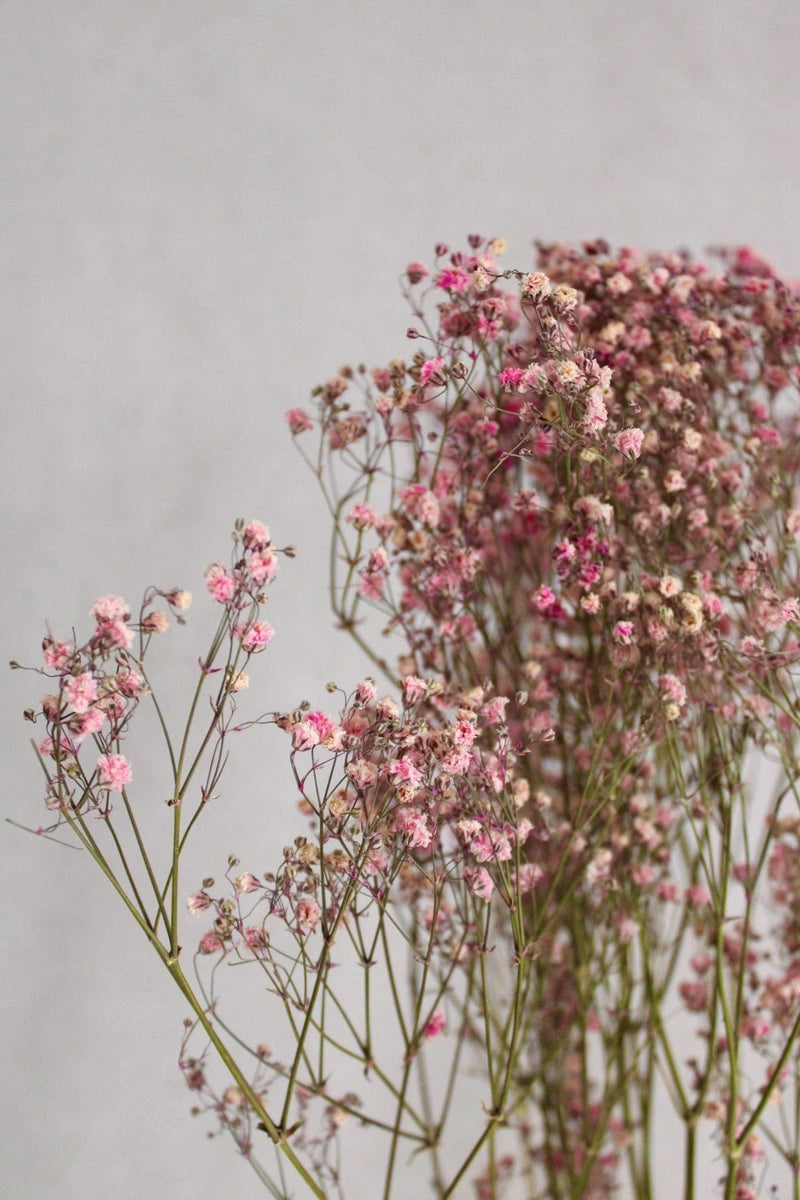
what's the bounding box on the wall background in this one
[3,3,800,1196]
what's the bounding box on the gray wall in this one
[3,3,800,1197]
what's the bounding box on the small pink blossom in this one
[296,897,321,936]
[227,669,249,692]
[663,468,686,493]
[237,620,275,653]
[358,572,385,600]
[94,619,134,650]
[402,675,427,705]
[204,562,236,604]
[521,271,551,301]
[242,520,271,550]
[63,672,97,714]
[142,611,169,633]
[198,930,225,954]
[91,595,130,623]
[679,980,709,1012]
[423,1010,446,1040]
[660,673,687,708]
[533,585,556,613]
[234,873,261,894]
[73,708,106,742]
[355,677,376,704]
[583,389,608,431]
[376,696,399,721]
[685,883,712,909]
[436,267,469,293]
[419,356,447,387]
[406,260,429,284]
[42,638,74,670]
[167,589,192,611]
[347,504,380,531]
[464,867,494,901]
[96,753,132,792]
[482,696,509,725]
[607,271,633,295]
[285,408,314,435]
[389,756,423,794]
[116,668,143,697]
[347,759,378,789]
[186,892,212,914]
[248,549,278,585]
[394,807,433,848]
[612,427,644,459]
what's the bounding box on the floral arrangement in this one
[16,236,800,1199]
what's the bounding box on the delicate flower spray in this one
[15,238,800,1199]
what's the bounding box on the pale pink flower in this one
[96,752,132,792]
[685,883,712,908]
[292,720,319,751]
[607,271,633,296]
[296,897,321,936]
[358,572,385,600]
[389,756,423,794]
[355,677,376,704]
[285,408,314,435]
[116,668,143,697]
[376,696,399,721]
[167,589,192,611]
[227,669,249,692]
[186,892,212,914]
[521,271,551,301]
[613,427,644,459]
[234,873,261,894]
[237,620,275,653]
[198,930,225,954]
[464,867,494,901]
[248,549,278,585]
[659,574,683,598]
[583,389,608,431]
[42,638,74,670]
[204,562,236,604]
[73,708,106,742]
[347,504,380,531]
[91,595,130,623]
[94,619,134,650]
[347,759,378,789]
[616,917,639,944]
[142,611,169,633]
[402,675,427,705]
[394,807,432,848]
[663,469,686,493]
[660,673,687,708]
[63,672,97,714]
[482,696,509,724]
[242,519,271,550]
[551,283,578,312]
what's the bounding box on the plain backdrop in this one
[3,3,800,1197]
